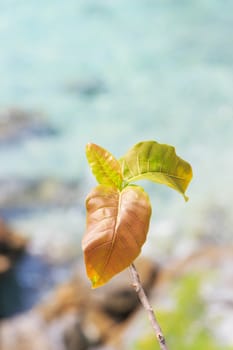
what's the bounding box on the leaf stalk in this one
[129,263,169,350]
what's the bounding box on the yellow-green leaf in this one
[82,184,151,288]
[86,143,123,189]
[119,141,193,201]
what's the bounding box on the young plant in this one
[82,140,193,350]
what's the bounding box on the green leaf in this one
[82,184,151,288]
[119,141,193,201]
[86,143,123,189]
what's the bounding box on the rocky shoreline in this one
[0,221,232,350]
[0,220,159,349]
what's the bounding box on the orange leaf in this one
[82,184,151,288]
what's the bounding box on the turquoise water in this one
[0,0,233,255]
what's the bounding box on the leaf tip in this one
[86,142,92,152]
[90,275,103,289]
[90,275,97,288]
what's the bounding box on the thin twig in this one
[129,263,169,350]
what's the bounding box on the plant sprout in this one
[82,140,193,349]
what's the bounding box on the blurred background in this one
[0,1,233,349]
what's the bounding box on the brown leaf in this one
[82,185,151,288]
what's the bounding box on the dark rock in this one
[103,289,138,321]
[63,319,89,350]
[0,267,23,318]
[0,219,28,317]
[0,220,63,318]
[0,218,27,269]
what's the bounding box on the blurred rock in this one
[0,218,27,273]
[63,319,89,350]
[90,258,159,321]
[38,279,88,322]
[0,107,57,145]
[0,178,81,220]
[117,245,233,349]
[65,78,107,97]
[37,257,159,347]
[0,255,11,273]
[0,255,159,350]
[0,312,53,350]
[0,219,29,317]
[1,246,232,349]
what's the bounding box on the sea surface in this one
[0,0,233,261]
